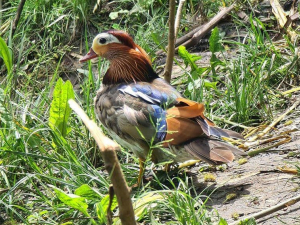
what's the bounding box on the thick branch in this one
[68,99,136,225]
[12,0,26,37]
[163,0,176,83]
[178,4,235,50]
[156,3,235,55]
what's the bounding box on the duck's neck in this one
[102,46,159,85]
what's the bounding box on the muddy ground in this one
[188,108,300,224]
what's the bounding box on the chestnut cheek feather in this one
[79,48,98,63]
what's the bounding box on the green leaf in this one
[96,195,118,224]
[0,36,12,74]
[209,27,223,53]
[218,217,228,225]
[109,12,119,20]
[75,184,102,200]
[204,80,218,90]
[109,10,129,20]
[51,185,89,216]
[49,78,74,137]
[238,218,257,225]
[178,46,202,73]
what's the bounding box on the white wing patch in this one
[118,86,161,104]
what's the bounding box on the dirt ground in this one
[189,108,300,224]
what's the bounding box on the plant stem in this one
[12,0,26,37]
[164,0,176,83]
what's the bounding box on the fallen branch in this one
[156,3,235,55]
[12,0,27,37]
[163,0,176,83]
[68,99,136,225]
[176,3,236,50]
[229,194,300,225]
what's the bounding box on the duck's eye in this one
[99,38,107,44]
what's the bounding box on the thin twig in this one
[174,0,185,39]
[68,99,136,225]
[163,0,176,83]
[12,0,27,37]
[229,194,300,225]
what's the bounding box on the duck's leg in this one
[137,158,145,186]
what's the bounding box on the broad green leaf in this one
[109,10,129,20]
[51,185,89,216]
[178,46,202,73]
[75,184,102,200]
[204,80,218,90]
[100,194,118,212]
[96,195,118,224]
[0,36,12,74]
[109,12,119,20]
[49,78,74,137]
[239,218,257,225]
[209,27,223,53]
[218,218,228,225]
[114,192,163,225]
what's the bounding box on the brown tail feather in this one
[184,138,244,165]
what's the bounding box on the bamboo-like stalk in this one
[68,99,136,225]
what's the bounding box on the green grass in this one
[0,0,299,224]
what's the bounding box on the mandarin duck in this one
[80,30,244,184]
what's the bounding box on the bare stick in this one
[163,0,176,83]
[177,4,235,50]
[156,3,235,55]
[12,0,26,37]
[229,194,300,225]
[68,99,136,225]
[174,0,185,39]
[156,24,202,55]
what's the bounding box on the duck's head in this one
[79,30,157,85]
[79,30,151,63]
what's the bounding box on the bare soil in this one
[189,110,300,224]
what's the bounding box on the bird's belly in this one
[103,127,149,159]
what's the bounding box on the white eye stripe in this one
[93,33,121,46]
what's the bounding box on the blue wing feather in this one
[118,82,178,142]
